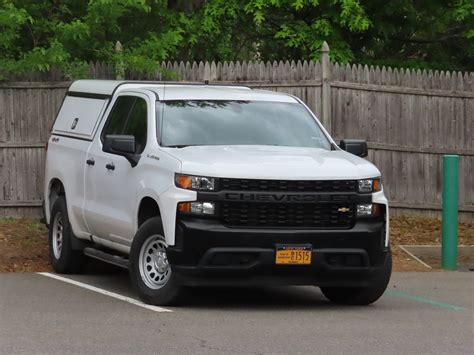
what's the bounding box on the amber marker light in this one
[373,178,381,192]
[177,202,191,213]
[372,203,381,217]
[175,175,193,189]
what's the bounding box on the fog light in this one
[357,203,381,217]
[178,201,215,215]
[357,204,373,216]
[191,202,215,214]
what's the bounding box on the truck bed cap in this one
[68,80,296,102]
[68,80,251,96]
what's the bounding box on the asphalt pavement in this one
[1,267,472,354]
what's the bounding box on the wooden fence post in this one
[115,41,125,80]
[204,62,211,83]
[321,41,332,132]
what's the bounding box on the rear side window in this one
[102,96,148,154]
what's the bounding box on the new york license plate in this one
[275,245,312,265]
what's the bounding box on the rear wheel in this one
[48,196,85,273]
[129,217,182,306]
[320,249,392,305]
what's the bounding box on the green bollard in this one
[441,155,459,270]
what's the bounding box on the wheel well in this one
[138,197,161,227]
[49,178,65,211]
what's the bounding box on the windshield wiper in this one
[163,144,204,148]
[163,144,191,148]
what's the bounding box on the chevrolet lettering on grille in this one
[224,192,356,203]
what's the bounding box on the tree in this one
[0,0,187,78]
[0,0,472,80]
[350,0,474,70]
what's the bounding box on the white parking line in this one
[37,272,173,313]
[399,245,432,269]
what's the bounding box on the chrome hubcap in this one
[139,235,171,289]
[52,213,63,259]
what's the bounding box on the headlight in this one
[175,174,215,191]
[178,201,215,215]
[358,178,381,193]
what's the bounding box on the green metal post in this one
[441,155,459,270]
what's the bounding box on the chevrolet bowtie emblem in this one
[338,207,350,213]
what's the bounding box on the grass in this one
[0,216,472,272]
[0,218,51,272]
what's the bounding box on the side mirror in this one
[339,139,368,157]
[103,135,140,167]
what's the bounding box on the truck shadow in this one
[81,259,348,310]
[178,285,336,310]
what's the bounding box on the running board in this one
[83,247,129,269]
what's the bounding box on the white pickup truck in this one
[44,80,391,306]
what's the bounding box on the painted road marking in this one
[38,272,173,313]
[387,289,466,311]
[399,245,432,269]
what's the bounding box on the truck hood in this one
[162,145,380,180]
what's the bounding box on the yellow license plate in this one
[275,246,312,265]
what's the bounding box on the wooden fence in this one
[1,44,473,220]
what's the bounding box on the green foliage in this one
[0,0,472,80]
[351,0,474,70]
[0,1,30,49]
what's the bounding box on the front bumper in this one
[167,217,389,287]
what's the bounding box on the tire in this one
[48,196,85,274]
[129,217,182,306]
[320,249,392,305]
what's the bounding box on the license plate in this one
[275,245,312,265]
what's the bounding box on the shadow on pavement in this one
[177,285,337,310]
[80,259,358,310]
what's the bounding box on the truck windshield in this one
[158,100,331,149]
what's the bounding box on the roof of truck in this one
[68,80,297,103]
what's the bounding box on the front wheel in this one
[320,249,392,305]
[129,217,182,306]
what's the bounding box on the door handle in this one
[86,158,95,166]
[105,163,115,171]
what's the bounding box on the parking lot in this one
[1,266,472,354]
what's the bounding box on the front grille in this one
[221,202,356,228]
[219,178,357,192]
